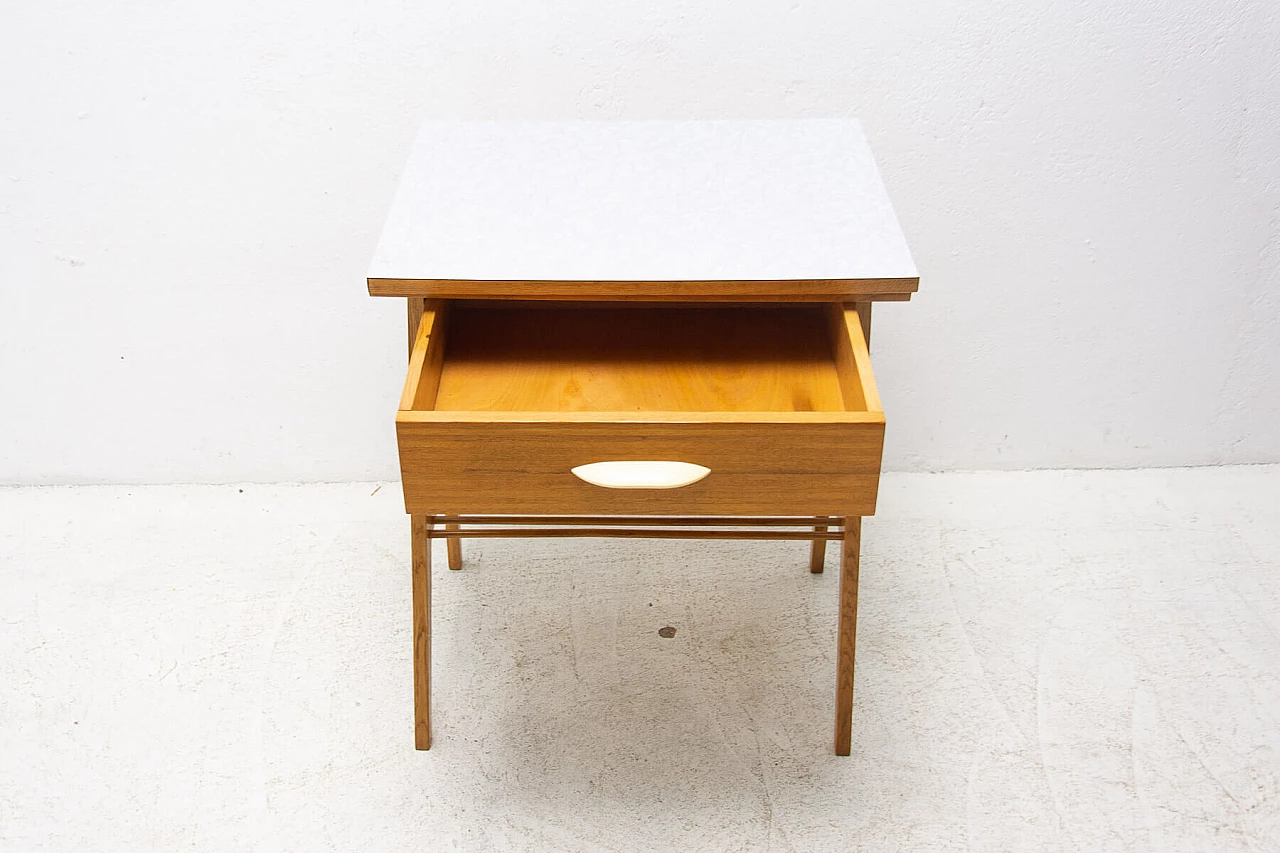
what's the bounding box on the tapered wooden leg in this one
[810,517,831,573]
[411,514,432,750]
[834,517,861,756]
[446,523,463,570]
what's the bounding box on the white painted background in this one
[2,1,1277,484]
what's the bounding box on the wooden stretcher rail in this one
[429,515,836,526]
[425,528,845,541]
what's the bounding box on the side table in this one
[367,119,918,755]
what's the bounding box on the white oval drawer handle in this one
[570,460,711,490]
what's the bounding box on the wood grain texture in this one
[433,305,848,414]
[371,278,917,301]
[397,301,885,516]
[834,517,861,756]
[399,410,883,424]
[855,301,872,350]
[448,297,910,312]
[399,302,435,411]
[430,515,837,526]
[411,514,431,750]
[407,297,425,357]
[810,518,831,573]
[409,305,433,751]
[849,308,882,413]
[827,303,882,413]
[445,523,462,570]
[425,527,844,540]
[397,420,884,516]
[401,300,448,411]
[828,305,868,411]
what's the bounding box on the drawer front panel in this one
[397,420,884,516]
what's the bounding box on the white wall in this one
[2,1,1278,484]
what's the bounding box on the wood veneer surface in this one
[431,305,850,413]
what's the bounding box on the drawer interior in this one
[401,302,879,418]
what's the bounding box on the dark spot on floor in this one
[658,626,676,638]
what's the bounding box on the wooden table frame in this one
[404,298,875,756]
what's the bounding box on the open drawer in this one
[396,302,884,517]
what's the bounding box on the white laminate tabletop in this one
[368,119,917,298]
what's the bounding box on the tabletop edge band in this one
[367,277,919,299]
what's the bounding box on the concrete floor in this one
[2,467,1279,852]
